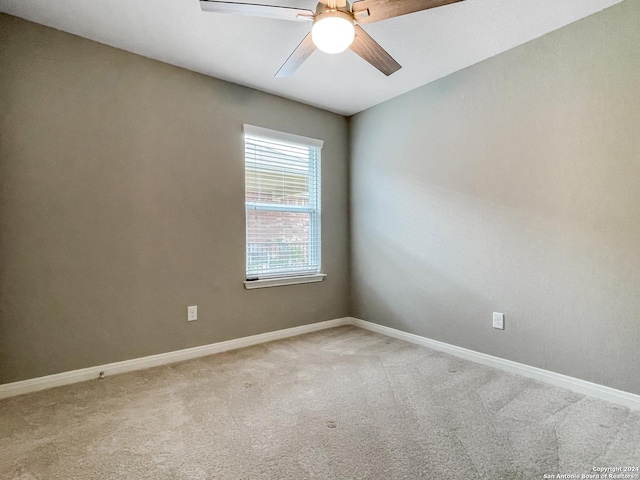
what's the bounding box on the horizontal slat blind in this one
[245,127,321,278]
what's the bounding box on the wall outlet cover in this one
[493,312,504,330]
[188,305,197,322]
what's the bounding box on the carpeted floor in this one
[1,326,639,479]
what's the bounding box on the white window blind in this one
[244,125,323,279]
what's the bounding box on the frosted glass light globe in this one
[311,13,355,54]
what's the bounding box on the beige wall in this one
[0,14,350,383]
[350,0,640,394]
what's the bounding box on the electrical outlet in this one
[493,312,504,330]
[187,305,197,322]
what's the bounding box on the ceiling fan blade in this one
[275,33,316,77]
[352,0,464,25]
[349,25,401,76]
[200,0,314,21]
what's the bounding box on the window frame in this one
[243,124,325,289]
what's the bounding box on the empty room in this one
[1,0,639,478]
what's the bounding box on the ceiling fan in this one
[200,0,465,77]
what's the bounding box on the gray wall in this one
[0,14,350,384]
[351,0,640,394]
[2,1,639,395]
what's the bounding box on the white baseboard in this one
[0,317,351,400]
[3,316,639,411]
[350,318,640,411]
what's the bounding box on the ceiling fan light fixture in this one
[311,10,355,54]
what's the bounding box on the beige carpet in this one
[1,326,639,479]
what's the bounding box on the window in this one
[244,125,324,287]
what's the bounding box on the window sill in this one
[243,274,326,290]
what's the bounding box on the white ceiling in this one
[0,0,622,115]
